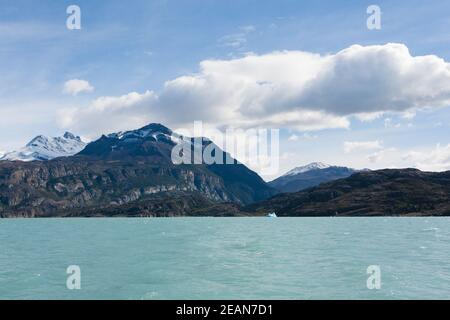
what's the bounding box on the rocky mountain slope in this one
[0,132,86,161]
[248,169,450,216]
[0,124,276,217]
[3,124,449,218]
[269,162,358,192]
[60,192,250,218]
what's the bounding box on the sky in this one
[1,0,450,180]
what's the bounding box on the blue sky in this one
[1,0,450,179]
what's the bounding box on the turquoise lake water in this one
[1,217,449,300]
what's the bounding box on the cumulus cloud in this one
[344,140,383,153]
[58,43,450,138]
[403,144,450,171]
[367,147,397,163]
[63,79,94,96]
[354,112,384,122]
[58,91,157,138]
[291,44,450,116]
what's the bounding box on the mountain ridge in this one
[269,163,359,193]
[249,168,450,216]
[1,124,449,217]
[0,132,86,162]
[283,162,331,176]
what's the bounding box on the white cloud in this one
[294,43,450,116]
[288,132,318,142]
[218,25,255,48]
[344,140,383,153]
[401,111,416,120]
[403,144,450,171]
[384,117,401,128]
[367,153,380,163]
[302,132,318,140]
[58,43,450,138]
[354,112,384,122]
[240,25,256,33]
[58,91,157,139]
[367,148,397,163]
[63,79,94,96]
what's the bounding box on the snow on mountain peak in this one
[26,135,48,147]
[284,162,331,176]
[107,123,175,143]
[63,131,80,140]
[0,132,86,162]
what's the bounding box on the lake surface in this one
[1,218,450,300]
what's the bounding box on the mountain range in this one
[268,162,359,193]
[247,169,450,216]
[0,123,275,217]
[0,123,449,217]
[0,132,86,161]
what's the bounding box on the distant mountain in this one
[269,162,358,192]
[284,162,331,175]
[248,169,450,217]
[0,132,86,162]
[0,123,276,217]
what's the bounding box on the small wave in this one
[141,291,159,300]
[422,227,439,232]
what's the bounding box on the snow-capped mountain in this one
[269,162,358,193]
[106,123,176,143]
[76,123,276,204]
[284,162,331,176]
[0,132,86,162]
